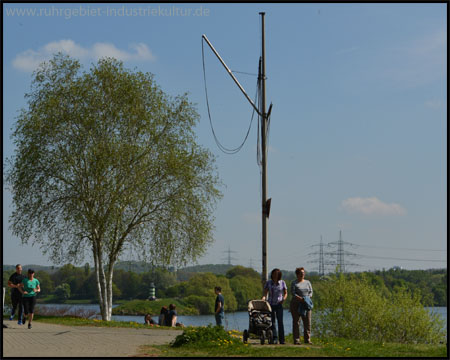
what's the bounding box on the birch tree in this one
[6,54,222,320]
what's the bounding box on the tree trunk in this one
[106,263,114,320]
[93,238,112,321]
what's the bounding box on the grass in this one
[112,298,198,315]
[144,336,448,357]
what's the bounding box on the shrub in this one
[184,295,214,315]
[171,325,243,347]
[315,274,446,344]
[229,276,261,310]
[54,283,71,301]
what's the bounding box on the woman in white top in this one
[289,267,313,345]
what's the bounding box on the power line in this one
[327,230,361,273]
[359,255,446,262]
[356,244,445,252]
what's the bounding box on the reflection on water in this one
[35,304,447,334]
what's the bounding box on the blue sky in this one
[3,3,447,272]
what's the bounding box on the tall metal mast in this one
[202,12,271,291]
[259,12,268,288]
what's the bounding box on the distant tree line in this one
[3,265,446,308]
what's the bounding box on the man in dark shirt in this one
[214,286,224,326]
[165,304,178,327]
[8,264,25,325]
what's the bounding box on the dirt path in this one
[2,320,182,357]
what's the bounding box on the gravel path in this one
[2,320,182,357]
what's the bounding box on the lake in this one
[35,304,447,335]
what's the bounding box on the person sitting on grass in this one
[144,313,156,326]
[158,306,168,326]
[165,304,177,327]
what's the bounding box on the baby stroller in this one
[243,300,273,345]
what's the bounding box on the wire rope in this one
[201,38,257,155]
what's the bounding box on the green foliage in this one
[225,265,260,280]
[54,283,71,301]
[184,295,214,314]
[374,268,447,307]
[165,272,238,314]
[229,276,261,310]
[176,264,234,282]
[6,53,222,320]
[36,270,55,296]
[140,268,177,298]
[315,274,446,344]
[175,272,237,313]
[112,299,198,316]
[171,325,243,348]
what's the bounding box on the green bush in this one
[315,274,446,344]
[167,272,238,314]
[171,325,243,347]
[184,295,214,315]
[229,276,261,310]
[54,283,71,301]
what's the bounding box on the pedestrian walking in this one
[19,269,40,329]
[290,267,313,345]
[7,264,25,325]
[262,268,287,344]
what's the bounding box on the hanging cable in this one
[231,70,259,77]
[202,38,257,155]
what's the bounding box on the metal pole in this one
[202,35,262,116]
[260,12,268,290]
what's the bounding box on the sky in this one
[3,3,447,273]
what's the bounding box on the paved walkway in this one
[2,320,182,357]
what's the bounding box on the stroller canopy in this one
[248,300,272,312]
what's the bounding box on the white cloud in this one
[13,39,155,72]
[341,197,406,216]
[43,39,89,58]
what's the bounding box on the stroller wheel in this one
[260,331,265,345]
[243,330,248,343]
[267,329,274,344]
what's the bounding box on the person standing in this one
[290,267,313,345]
[7,264,25,325]
[262,268,288,344]
[19,269,40,329]
[214,286,224,326]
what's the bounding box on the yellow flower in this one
[345,348,351,351]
